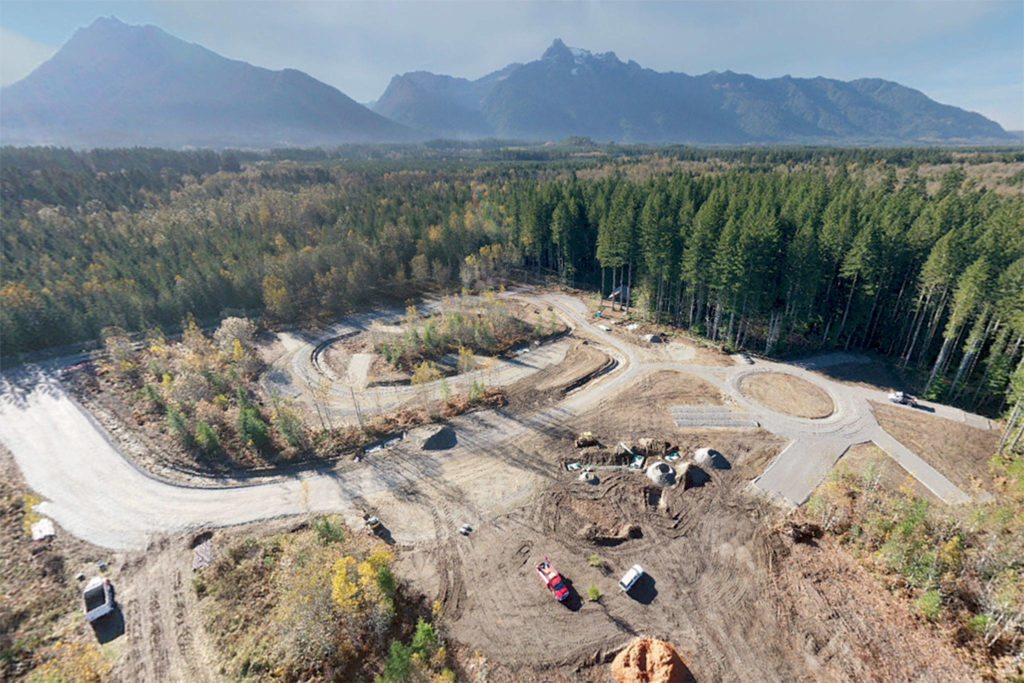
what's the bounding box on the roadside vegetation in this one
[375,293,564,372]
[89,314,505,475]
[194,516,452,681]
[807,444,1024,679]
[0,455,110,682]
[95,317,294,469]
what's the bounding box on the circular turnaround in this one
[739,372,835,419]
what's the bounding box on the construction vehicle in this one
[575,431,598,448]
[363,513,384,535]
[535,557,570,602]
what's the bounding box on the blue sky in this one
[2,0,1021,129]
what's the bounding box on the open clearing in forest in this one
[0,289,995,680]
[834,442,944,504]
[870,401,1001,496]
[740,372,835,419]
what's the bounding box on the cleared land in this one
[0,446,117,681]
[389,389,974,680]
[836,442,943,505]
[504,339,614,411]
[0,291,1002,680]
[871,401,1001,495]
[740,373,835,419]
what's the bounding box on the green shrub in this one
[166,405,191,445]
[195,420,221,454]
[411,618,439,657]
[968,614,994,634]
[378,641,414,682]
[588,584,602,602]
[273,406,306,449]
[238,406,270,451]
[313,516,345,544]
[917,589,943,621]
[142,383,163,410]
[588,554,602,568]
[377,566,397,603]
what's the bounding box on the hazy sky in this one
[2,0,1022,129]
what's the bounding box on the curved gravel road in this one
[0,291,986,549]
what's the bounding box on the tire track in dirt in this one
[115,540,216,682]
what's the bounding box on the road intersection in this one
[0,291,986,549]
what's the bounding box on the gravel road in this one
[0,290,985,549]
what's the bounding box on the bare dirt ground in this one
[740,373,835,419]
[593,370,726,425]
[586,305,734,367]
[870,401,1001,495]
[391,378,976,681]
[4,289,1000,681]
[504,339,613,411]
[113,535,220,683]
[685,344,739,367]
[0,445,123,681]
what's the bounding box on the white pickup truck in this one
[888,391,918,407]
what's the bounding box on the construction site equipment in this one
[363,513,384,535]
[83,577,115,623]
[535,557,570,602]
[575,431,598,448]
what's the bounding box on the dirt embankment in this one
[505,339,614,410]
[612,638,693,683]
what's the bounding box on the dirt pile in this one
[421,425,457,450]
[777,520,823,544]
[645,462,676,487]
[569,447,632,467]
[611,638,692,683]
[578,522,642,546]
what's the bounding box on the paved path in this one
[0,290,990,548]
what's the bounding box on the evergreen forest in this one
[3,145,1023,417]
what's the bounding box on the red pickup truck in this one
[535,557,569,602]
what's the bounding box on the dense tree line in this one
[502,167,1024,413]
[3,147,1022,414]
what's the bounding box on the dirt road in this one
[0,290,986,551]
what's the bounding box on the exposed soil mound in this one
[569,447,632,467]
[646,462,676,487]
[612,638,692,683]
[421,425,457,450]
[578,522,643,546]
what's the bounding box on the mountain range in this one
[1,19,1013,149]
[376,39,1011,144]
[0,17,417,148]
